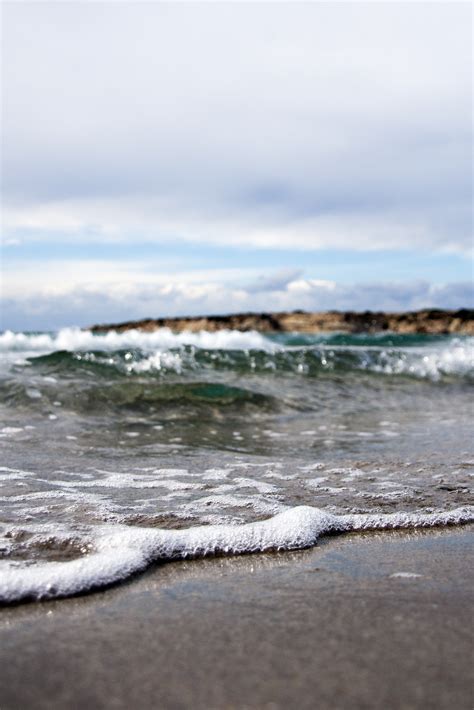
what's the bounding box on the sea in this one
[1,327,473,602]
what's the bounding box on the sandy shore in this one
[1,526,473,710]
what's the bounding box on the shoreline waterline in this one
[2,505,472,604]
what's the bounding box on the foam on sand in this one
[1,505,472,603]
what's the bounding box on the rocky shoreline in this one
[89,308,474,335]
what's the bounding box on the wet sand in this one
[1,526,473,710]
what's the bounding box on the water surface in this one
[1,328,472,600]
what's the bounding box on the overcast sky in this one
[1,1,472,330]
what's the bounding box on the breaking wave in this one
[0,328,472,381]
[0,327,273,354]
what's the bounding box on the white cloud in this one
[287,279,336,293]
[2,2,472,254]
[3,195,470,255]
[1,261,263,299]
[2,273,472,332]
[1,4,471,332]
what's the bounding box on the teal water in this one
[0,327,473,580]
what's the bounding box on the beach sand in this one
[1,526,473,710]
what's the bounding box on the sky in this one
[1,1,473,331]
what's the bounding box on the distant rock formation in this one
[89,309,474,335]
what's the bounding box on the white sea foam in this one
[48,473,203,492]
[0,427,24,435]
[368,341,474,380]
[127,352,184,373]
[1,505,472,603]
[390,572,423,579]
[0,327,275,355]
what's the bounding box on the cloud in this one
[1,260,262,299]
[2,4,471,332]
[2,274,472,332]
[2,2,472,254]
[3,195,471,257]
[246,269,304,293]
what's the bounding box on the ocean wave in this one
[1,505,472,603]
[0,327,275,354]
[25,342,474,383]
[0,378,280,414]
[360,341,473,380]
[1,328,472,382]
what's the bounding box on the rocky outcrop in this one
[89,309,474,335]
